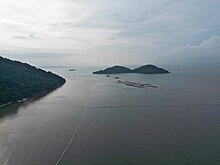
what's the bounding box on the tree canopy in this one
[0,57,66,105]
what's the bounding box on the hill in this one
[0,57,66,105]
[93,65,132,74]
[93,64,169,74]
[133,65,169,74]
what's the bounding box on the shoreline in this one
[0,82,65,119]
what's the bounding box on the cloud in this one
[168,35,220,63]
[13,34,40,40]
[0,0,220,65]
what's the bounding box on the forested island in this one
[0,56,66,106]
[93,65,170,74]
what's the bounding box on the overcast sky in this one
[0,0,219,66]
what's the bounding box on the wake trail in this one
[88,103,220,109]
[55,84,100,165]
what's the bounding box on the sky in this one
[0,0,220,66]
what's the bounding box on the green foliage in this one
[0,56,66,105]
[93,65,170,74]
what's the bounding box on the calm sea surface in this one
[0,64,220,165]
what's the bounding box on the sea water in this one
[0,64,220,165]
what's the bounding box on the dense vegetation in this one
[133,65,169,74]
[0,56,66,105]
[93,65,169,74]
[93,65,132,74]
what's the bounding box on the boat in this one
[69,69,75,71]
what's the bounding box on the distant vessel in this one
[69,69,75,71]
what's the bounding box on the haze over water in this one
[0,64,220,165]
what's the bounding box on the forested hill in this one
[0,56,66,105]
[93,65,169,74]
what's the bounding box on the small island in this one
[133,65,169,74]
[93,64,169,74]
[93,66,132,74]
[0,56,66,109]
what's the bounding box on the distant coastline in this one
[93,64,170,74]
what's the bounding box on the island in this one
[93,65,132,74]
[93,64,169,74]
[133,65,169,74]
[0,56,66,108]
